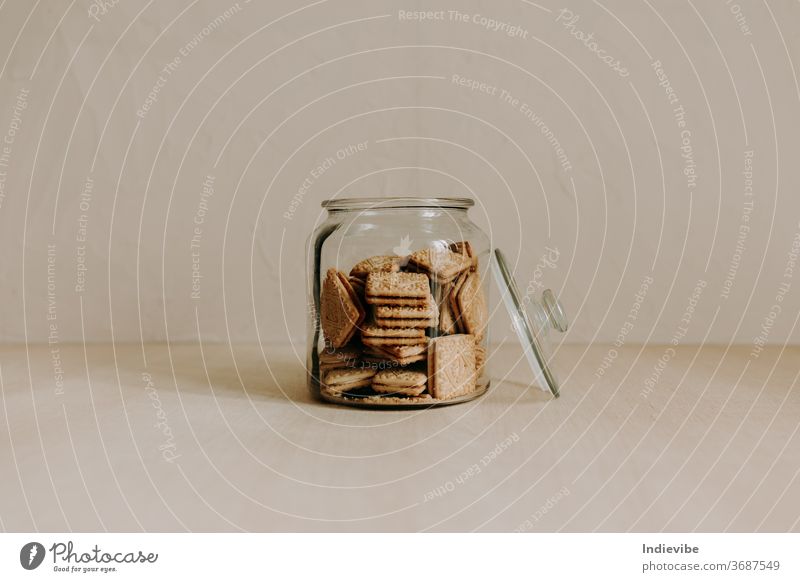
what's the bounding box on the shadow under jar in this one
[307,197,491,408]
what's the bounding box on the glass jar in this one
[306,197,491,408]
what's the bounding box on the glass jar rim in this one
[321,197,474,210]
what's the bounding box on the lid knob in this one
[542,289,569,333]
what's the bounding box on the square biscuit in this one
[320,269,366,348]
[428,334,477,399]
[408,246,472,282]
[349,255,402,279]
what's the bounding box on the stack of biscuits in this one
[318,242,488,404]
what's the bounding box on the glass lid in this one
[491,249,568,397]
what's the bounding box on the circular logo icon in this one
[20,542,45,570]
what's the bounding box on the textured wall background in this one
[1,0,799,351]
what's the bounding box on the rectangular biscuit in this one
[362,336,428,347]
[360,324,425,339]
[365,272,430,302]
[375,303,438,320]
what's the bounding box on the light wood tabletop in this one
[0,342,798,532]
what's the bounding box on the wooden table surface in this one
[0,342,798,532]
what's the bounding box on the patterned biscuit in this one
[456,273,488,339]
[375,317,436,329]
[365,272,430,304]
[408,246,472,282]
[320,269,365,348]
[428,334,477,399]
[374,303,439,320]
[360,324,425,338]
[349,255,402,279]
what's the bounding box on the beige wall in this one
[0,0,799,350]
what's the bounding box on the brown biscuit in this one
[448,272,470,333]
[375,317,436,329]
[322,366,377,391]
[320,269,366,348]
[319,346,361,365]
[449,241,479,271]
[361,324,425,339]
[372,383,427,396]
[366,297,430,307]
[457,273,488,340]
[374,366,427,387]
[362,336,427,347]
[365,272,430,304]
[372,365,428,396]
[350,255,401,279]
[362,393,434,405]
[475,344,487,375]
[428,334,477,399]
[365,344,427,358]
[363,355,425,368]
[375,303,439,320]
[348,276,366,298]
[408,246,472,282]
[439,300,457,335]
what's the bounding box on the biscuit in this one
[448,272,470,333]
[365,272,430,304]
[362,393,433,405]
[439,299,457,335]
[323,366,377,391]
[361,352,427,370]
[475,344,487,375]
[348,276,366,298]
[374,303,439,320]
[428,334,477,399]
[372,366,428,396]
[375,317,436,329]
[366,343,426,358]
[449,241,479,271]
[360,324,425,339]
[320,268,366,348]
[319,346,361,372]
[350,255,402,279]
[456,273,488,339]
[362,336,427,347]
[408,246,472,282]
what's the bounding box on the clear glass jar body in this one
[306,198,491,408]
